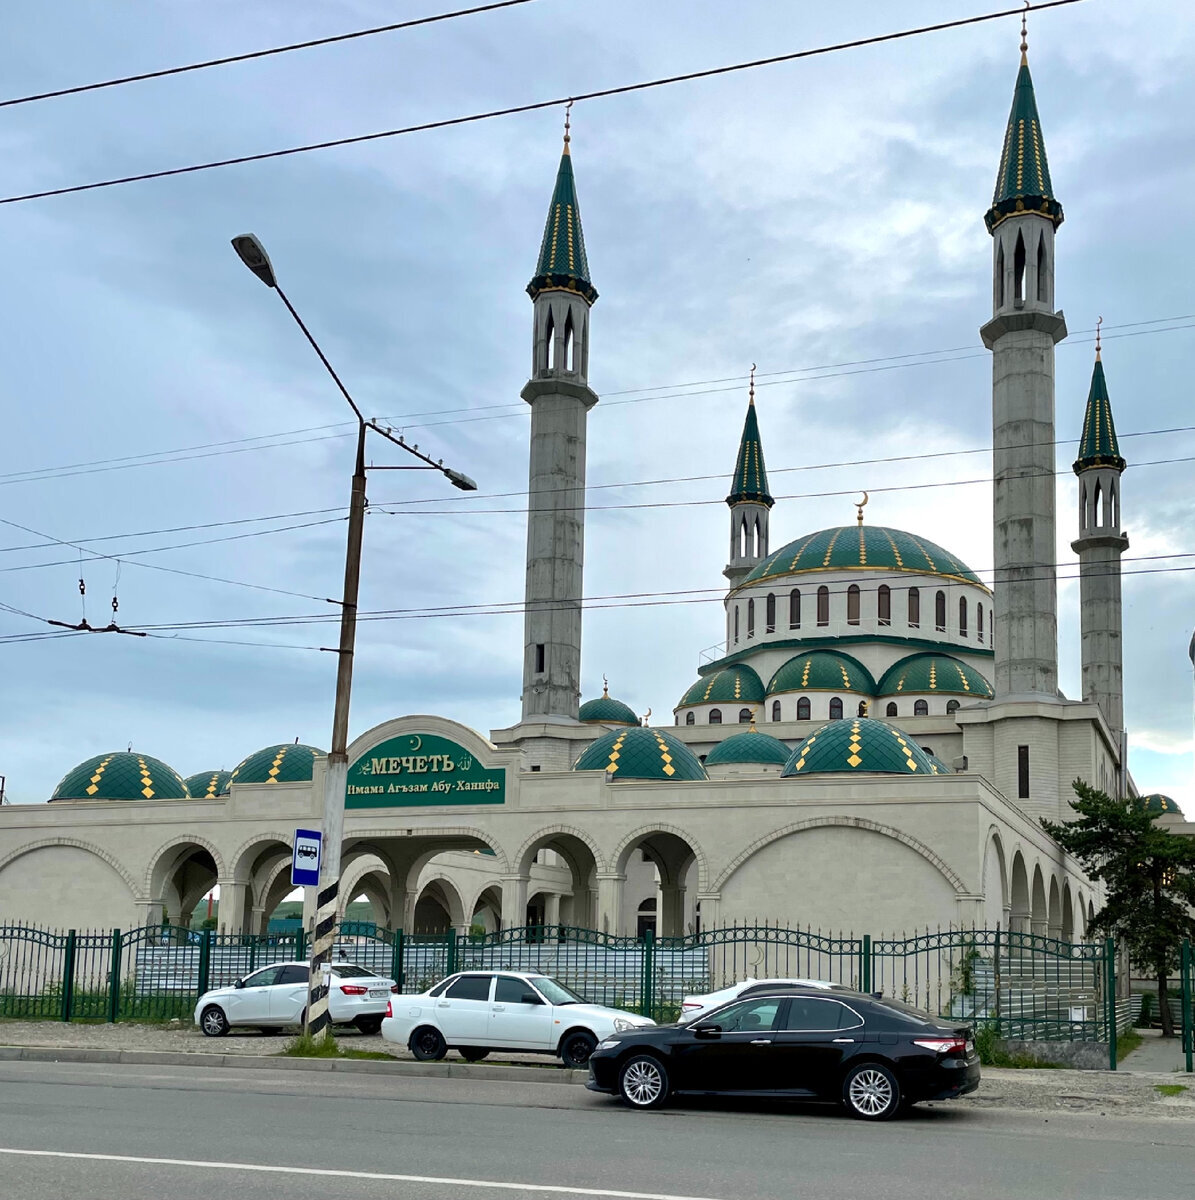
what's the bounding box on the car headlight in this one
[597,1037,622,1050]
[612,1018,637,1032]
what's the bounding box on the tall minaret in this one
[1071,323,1128,735]
[979,16,1066,699]
[724,367,774,587]
[520,112,599,722]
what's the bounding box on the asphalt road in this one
[1,1061,1192,1200]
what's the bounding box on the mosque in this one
[1,34,1181,944]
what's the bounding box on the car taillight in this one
[681,1003,701,1012]
[391,984,400,993]
[339,984,369,995]
[913,1037,968,1054]
[385,1000,393,1018]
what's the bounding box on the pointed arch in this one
[846,584,861,625]
[959,595,968,638]
[1036,231,1047,302]
[996,240,1005,308]
[747,597,755,638]
[765,592,776,633]
[816,585,830,626]
[789,588,801,629]
[1013,228,1026,302]
[563,307,575,372]
[544,309,555,370]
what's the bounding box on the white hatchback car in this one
[678,977,847,1023]
[195,961,396,1037]
[382,970,654,1067]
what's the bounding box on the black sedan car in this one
[587,987,979,1119]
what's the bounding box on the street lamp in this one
[232,232,476,1042]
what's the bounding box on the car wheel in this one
[618,1055,669,1109]
[559,1031,598,1069]
[843,1062,902,1120]
[459,1047,490,1062]
[410,1026,447,1062]
[354,1015,383,1035]
[200,1005,230,1038]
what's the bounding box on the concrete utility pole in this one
[232,234,477,1041]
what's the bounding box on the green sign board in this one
[345,733,505,808]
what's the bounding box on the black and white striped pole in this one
[232,233,476,1042]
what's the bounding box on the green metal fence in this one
[0,919,1120,1050]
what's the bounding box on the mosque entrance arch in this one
[613,829,703,938]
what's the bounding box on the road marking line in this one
[0,1148,726,1200]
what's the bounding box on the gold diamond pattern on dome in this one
[877,654,993,700]
[85,756,114,796]
[606,731,627,775]
[846,721,863,769]
[137,756,155,799]
[893,732,921,772]
[801,659,812,687]
[928,662,938,691]
[266,746,287,783]
[782,718,935,777]
[821,527,842,567]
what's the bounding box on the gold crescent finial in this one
[749,363,756,406]
[1095,316,1103,360]
[856,490,869,525]
[563,99,573,151]
[1020,1,1029,61]
[641,707,652,727]
[602,674,609,697]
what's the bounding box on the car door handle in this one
[750,1039,772,1045]
[437,1001,450,1008]
[833,1038,855,1043]
[492,1005,506,1012]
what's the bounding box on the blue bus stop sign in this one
[291,828,322,888]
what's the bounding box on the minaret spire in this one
[724,365,773,590]
[519,114,600,722]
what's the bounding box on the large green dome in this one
[578,689,639,727]
[768,651,876,696]
[877,654,993,698]
[51,752,190,802]
[1138,793,1181,816]
[782,717,936,777]
[738,525,982,589]
[705,730,791,767]
[185,770,232,799]
[573,727,707,782]
[227,743,325,787]
[678,665,765,709]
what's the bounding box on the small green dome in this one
[51,752,190,802]
[705,730,791,767]
[768,651,876,696]
[782,717,936,777]
[573,727,707,782]
[578,689,639,726]
[228,743,325,787]
[738,525,982,589]
[678,665,765,709]
[878,654,993,699]
[1138,794,1180,816]
[184,770,232,799]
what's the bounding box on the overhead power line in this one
[0,1,1087,207]
[0,1,536,110]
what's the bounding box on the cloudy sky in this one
[1,0,1192,812]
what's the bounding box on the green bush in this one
[1137,992,1154,1027]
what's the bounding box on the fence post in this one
[61,929,77,1022]
[993,924,1002,1031]
[197,929,212,998]
[1181,938,1192,1074]
[392,929,405,992]
[295,928,307,962]
[446,927,458,976]
[641,928,655,1020]
[107,929,122,1023]
[1105,937,1117,1071]
[861,934,871,994]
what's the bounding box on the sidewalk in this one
[1121,1028,1189,1073]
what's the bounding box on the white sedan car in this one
[382,970,654,1067]
[678,977,846,1023]
[195,961,396,1037]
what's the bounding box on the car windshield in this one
[332,965,375,979]
[529,976,586,1006]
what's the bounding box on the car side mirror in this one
[520,992,543,1005]
[693,1023,722,1039]
[234,978,244,989]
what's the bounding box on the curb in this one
[0,1044,589,1085]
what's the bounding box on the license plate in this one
[369,990,387,999]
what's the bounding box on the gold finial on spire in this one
[640,707,652,727]
[1020,1,1029,63]
[749,707,759,733]
[1095,316,1103,361]
[602,673,609,697]
[855,490,869,526]
[749,363,756,406]
[563,99,573,154]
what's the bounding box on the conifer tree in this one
[1042,781,1195,1038]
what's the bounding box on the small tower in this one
[723,367,773,587]
[520,109,599,722]
[1071,324,1128,735]
[980,16,1067,699]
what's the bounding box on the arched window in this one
[921,745,934,757]
[771,700,781,723]
[996,241,1005,308]
[709,709,722,725]
[817,585,830,627]
[878,585,891,626]
[977,603,984,641]
[739,516,748,559]
[789,588,801,629]
[563,308,575,372]
[935,590,946,632]
[885,701,898,717]
[908,587,920,628]
[959,596,968,638]
[765,593,776,634]
[738,708,752,724]
[796,697,811,721]
[829,697,844,720]
[847,584,861,625]
[685,711,695,725]
[946,699,960,715]
[544,309,555,370]
[747,598,756,638]
[733,605,739,644]
[914,699,929,716]
[1013,229,1026,302]
[1036,232,1047,302]
[754,516,763,558]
